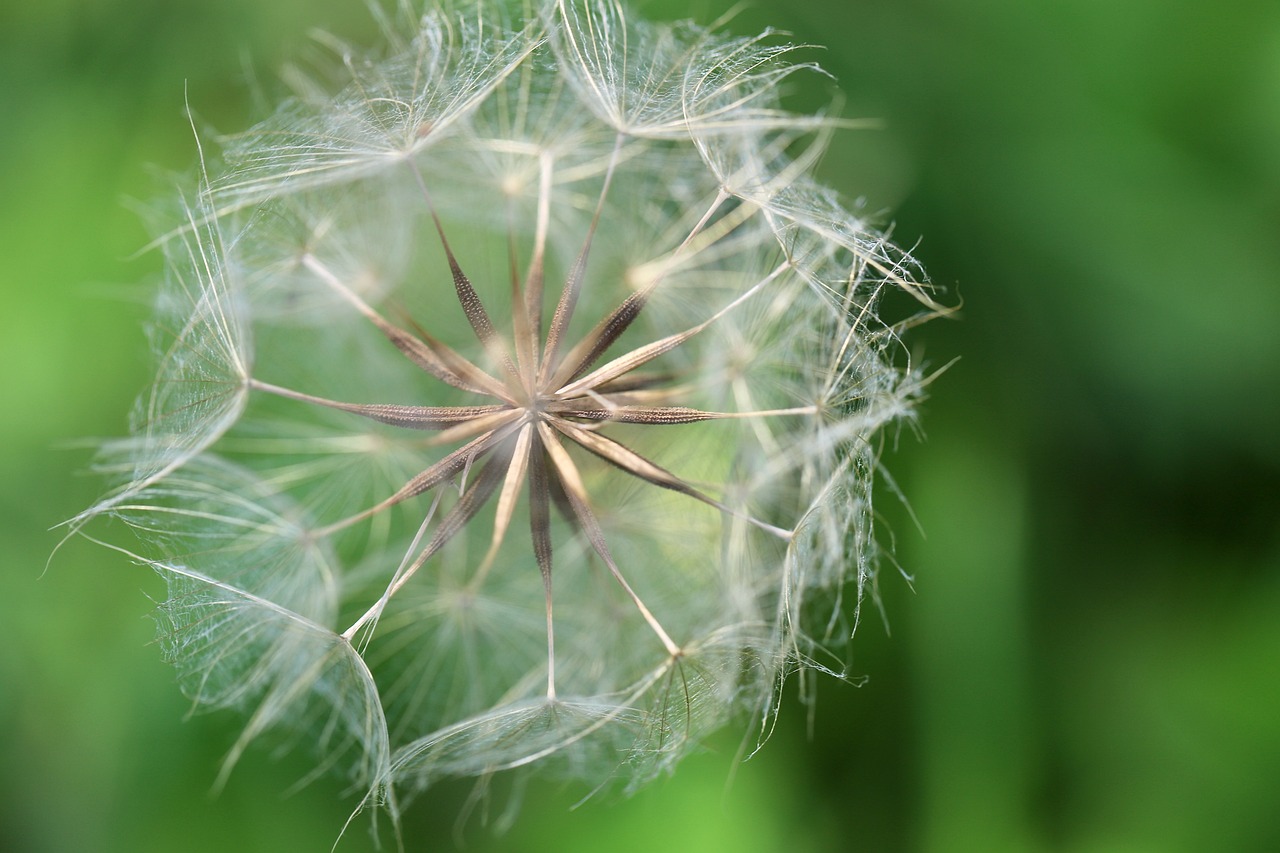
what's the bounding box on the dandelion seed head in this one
[78,0,943,840]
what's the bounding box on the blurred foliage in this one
[3,0,1277,851]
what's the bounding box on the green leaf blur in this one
[4,0,1276,851]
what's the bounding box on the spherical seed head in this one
[82,0,940,833]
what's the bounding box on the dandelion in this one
[80,0,940,841]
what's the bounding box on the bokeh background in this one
[3,0,1277,850]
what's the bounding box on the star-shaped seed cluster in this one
[77,0,938,832]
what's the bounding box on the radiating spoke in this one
[548,191,733,388]
[301,253,492,396]
[546,401,815,425]
[342,440,515,640]
[594,372,679,394]
[468,422,534,589]
[505,199,535,386]
[539,133,625,383]
[550,417,791,539]
[527,434,557,698]
[423,408,523,448]
[250,378,506,430]
[557,260,788,397]
[516,151,556,378]
[537,422,682,657]
[544,447,579,532]
[409,161,521,386]
[399,316,518,403]
[315,420,519,538]
[549,287,647,390]
[549,401,719,424]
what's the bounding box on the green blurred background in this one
[3,0,1277,850]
